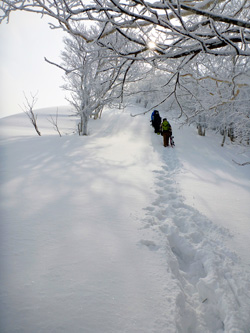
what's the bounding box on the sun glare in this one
[147,41,156,50]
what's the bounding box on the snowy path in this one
[142,132,250,332]
[0,110,174,332]
[1,107,250,332]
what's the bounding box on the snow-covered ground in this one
[0,106,250,332]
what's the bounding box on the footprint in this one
[143,206,155,212]
[153,170,164,175]
[167,233,207,283]
[140,239,160,251]
[155,189,164,195]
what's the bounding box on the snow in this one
[176,126,250,268]
[0,106,250,332]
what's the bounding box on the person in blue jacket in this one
[151,110,161,134]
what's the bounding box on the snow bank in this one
[175,125,250,268]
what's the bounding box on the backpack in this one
[151,110,158,121]
[162,119,171,131]
[151,111,155,121]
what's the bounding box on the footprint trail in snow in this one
[141,147,250,332]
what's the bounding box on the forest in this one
[1,0,249,143]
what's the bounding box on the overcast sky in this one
[0,12,67,118]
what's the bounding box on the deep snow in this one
[0,106,250,332]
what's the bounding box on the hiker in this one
[161,118,172,147]
[151,110,162,134]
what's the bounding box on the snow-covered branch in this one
[1,0,250,59]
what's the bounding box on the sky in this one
[0,12,67,118]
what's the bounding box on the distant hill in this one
[0,106,76,137]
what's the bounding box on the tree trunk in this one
[197,124,205,136]
[79,112,88,136]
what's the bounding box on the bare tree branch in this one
[21,92,41,136]
[47,108,62,136]
[232,160,250,166]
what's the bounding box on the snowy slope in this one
[176,125,250,268]
[0,106,250,332]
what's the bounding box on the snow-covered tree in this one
[59,31,117,135]
[53,24,146,135]
[1,1,250,142]
[169,54,250,144]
